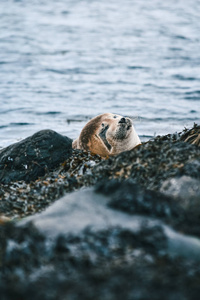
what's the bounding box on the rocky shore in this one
[0,124,200,299]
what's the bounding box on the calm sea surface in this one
[0,0,200,148]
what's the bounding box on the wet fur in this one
[73,113,141,157]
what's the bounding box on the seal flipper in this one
[99,125,112,151]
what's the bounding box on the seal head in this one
[73,113,141,157]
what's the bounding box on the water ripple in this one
[0,0,200,146]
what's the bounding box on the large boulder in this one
[21,182,200,259]
[0,130,72,184]
[160,175,200,208]
[1,180,200,300]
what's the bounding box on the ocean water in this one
[0,0,200,148]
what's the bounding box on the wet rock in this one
[1,124,200,300]
[96,180,183,219]
[1,182,200,300]
[0,149,101,219]
[179,159,200,179]
[21,184,200,259]
[0,125,200,220]
[159,176,200,236]
[160,176,200,208]
[79,132,200,191]
[0,130,72,184]
[96,179,200,238]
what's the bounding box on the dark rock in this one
[160,176,200,207]
[1,126,200,220]
[1,125,200,299]
[0,130,72,184]
[21,185,200,259]
[96,179,200,238]
[96,180,183,219]
[79,134,200,191]
[1,182,200,300]
[179,159,200,179]
[159,176,200,236]
[0,149,101,219]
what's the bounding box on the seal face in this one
[72,113,141,157]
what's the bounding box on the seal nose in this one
[119,117,126,124]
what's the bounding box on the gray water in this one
[0,0,200,148]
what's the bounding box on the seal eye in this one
[113,115,117,119]
[102,123,105,127]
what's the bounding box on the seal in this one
[72,113,141,156]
